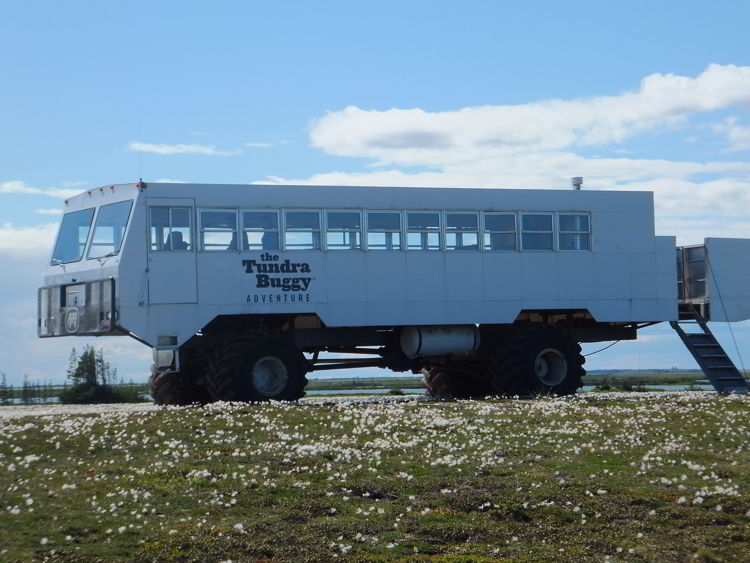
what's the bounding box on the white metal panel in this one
[42,182,689,347]
[705,238,750,322]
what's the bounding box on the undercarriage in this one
[148,320,610,405]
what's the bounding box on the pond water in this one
[309,384,716,396]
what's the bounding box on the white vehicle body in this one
[37,182,749,402]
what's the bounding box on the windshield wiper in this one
[96,251,119,264]
[51,258,66,270]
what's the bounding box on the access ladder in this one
[671,309,749,394]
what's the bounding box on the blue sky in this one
[1,1,749,384]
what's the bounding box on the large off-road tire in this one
[422,367,495,400]
[149,368,206,406]
[206,332,308,402]
[482,325,585,397]
[148,344,211,406]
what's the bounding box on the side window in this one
[367,211,402,250]
[242,210,279,251]
[521,213,553,251]
[483,213,516,251]
[407,212,440,250]
[445,212,479,251]
[200,210,238,251]
[326,211,362,250]
[559,214,591,251]
[284,210,321,250]
[150,207,192,251]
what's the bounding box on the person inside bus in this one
[167,231,189,250]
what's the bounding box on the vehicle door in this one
[146,197,198,303]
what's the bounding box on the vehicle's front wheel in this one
[149,345,211,405]
[422,367,495,400]
[206,332,308,402]
[149,369,205,405]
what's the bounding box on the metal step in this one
[670,310,749,394]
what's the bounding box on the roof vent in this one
[571,176,583,190]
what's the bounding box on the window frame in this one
[198,208,239,252]
[282,209,322,251]
[325,209,364,251]
[365,210,404,252]
[482,211,517,252]
[240,209,281,252]
[406,210,442,251]
[148,206,194,253]
[520,212,555,252]
[444,211,480,252]
[557,212,592,252]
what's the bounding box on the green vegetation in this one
[1,393,749,561]
[305,371,711,393]
[305,376,424,391]
[582,371,706,386]
[59,346,147,404]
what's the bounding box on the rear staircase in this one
[671,307,749,394]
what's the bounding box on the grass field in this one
[1,392,749,561]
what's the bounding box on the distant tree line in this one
[0,347,147,406]
[59,345,146,404]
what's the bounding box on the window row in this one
[149,208,591,253]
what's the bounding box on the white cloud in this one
[0,223,58,256]
[0,180,80,199]
[713,117,750,151]
[154,178,187,184]
[34,208,63,215]
[263,63,750,245]
[244,140,288,148]
[310,64,750,165]
[127,142,241,156]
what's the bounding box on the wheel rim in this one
[251,356,289,397]
[534,348,567,386]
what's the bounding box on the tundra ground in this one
[1,392,749,561]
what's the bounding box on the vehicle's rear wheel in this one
[482,324,584,397]
[206,332,308,402]
[422,367,495,400]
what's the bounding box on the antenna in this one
[137,120,143,184]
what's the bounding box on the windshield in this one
[87,200,134,259]
[51,208,96,264]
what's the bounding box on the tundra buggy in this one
[38,182,750,403]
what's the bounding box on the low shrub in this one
[59,383,147,404]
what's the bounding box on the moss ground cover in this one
[1,392,749,561]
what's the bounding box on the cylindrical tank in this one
[400,325,480,359]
